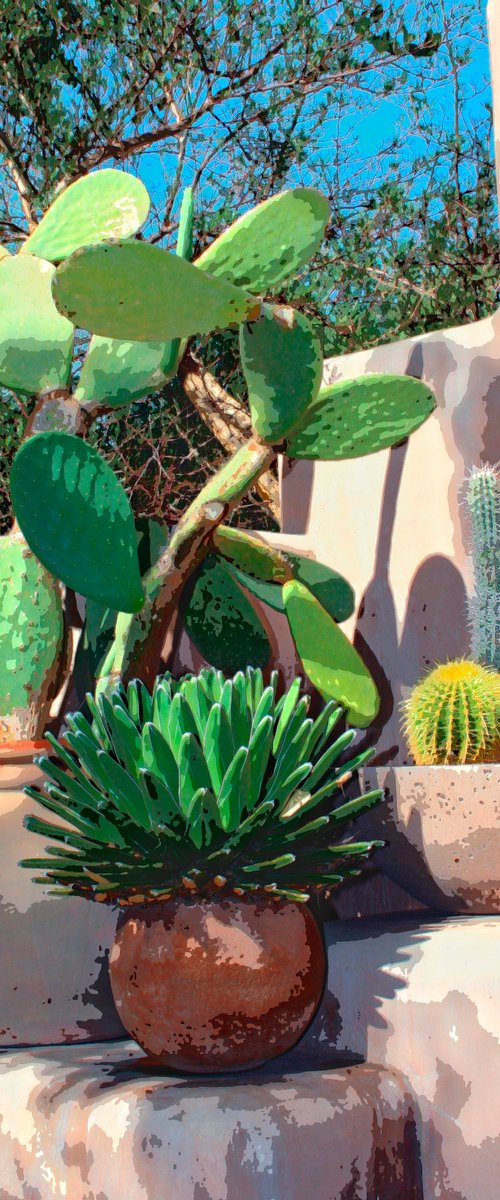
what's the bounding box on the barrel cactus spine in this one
[403,659,500,766]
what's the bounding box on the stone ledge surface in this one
[297,915,500,1200]
[0,1041,422,1200]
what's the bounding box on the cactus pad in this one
[183,556,271,673]
[196,188,329,292]
[240,306,322,443]
[76,336,177,409]
[403,659,500,765]
[22,169,150,262]
[0,532,64,742]
[283,579,379,726]
[285,374,435,459]
[10,432,144,613]
[52,241,259,342]
[0,254,74,395]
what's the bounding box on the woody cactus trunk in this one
[1,169,436,741]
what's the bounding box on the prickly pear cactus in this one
[0,532,64,743]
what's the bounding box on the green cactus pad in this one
[52,241,260,342]
[11,433,144,612]
[196,188,329,292]
[285,374,435,460]
[283,579,379,726]
[0,532,63,726]
[0,254,74,395]
[22,169,150,262]
[76,336,177,409]
[212,526,290,583]
[183,556,271,674]
[226,566,286,612]
[240,306,322,443]
[288,554,355,623]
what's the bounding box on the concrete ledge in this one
[0,1041,422,1200]
[298,915,500,1200]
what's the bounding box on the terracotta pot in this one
[109,895,326,1072]
[0,743,125,1045]
[361,764,500,914]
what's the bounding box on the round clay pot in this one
[0,743,124,1045]
[109,895,326,1072]
[360,764,500,914]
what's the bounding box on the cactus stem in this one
[96,438,276,695]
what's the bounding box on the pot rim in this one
[0,739,52,764]
[363,761,500,774]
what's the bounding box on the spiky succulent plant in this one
[403,659,500,765]
[21,668,382,904]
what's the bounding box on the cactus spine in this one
[466,465,500,670]
[403,660,500,765]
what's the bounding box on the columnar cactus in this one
[466,465,500,670]
[1,169,437,740]
[403,660,500,765]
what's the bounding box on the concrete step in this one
[297,915,500,1200]
[0,1040,422,1200]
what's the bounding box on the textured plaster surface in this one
[0,759,124,1046]
[0,1042,422,1200]
[360,764,500,912]
[300,916,500,1200]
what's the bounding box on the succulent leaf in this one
[52,241,259,342]
[213,526,290,583]
[22,169,150,261]
[195,188,329,292]
[22,668,381,903]
[240,306,322,443]
[285,374,435,460]
[283,579,379,726]
[182,556,271,674]
[10,432,144,613]
[0,254,74,394]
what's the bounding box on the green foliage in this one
[0,254,74,394]
[0,532,63,726]
[283,579,379,726]
[285,374,436,460]
[403,659,500,765]
[182,556,271,673]
[21,668,382,903]
[52,241,259,342]
[467,466,500,671]
[196,189,330,292]
[10,432,144,612]
[240,306,322,443]
[75,338,178,411]
[212,526,290,583]
[21,169,150,262]
[287,554,355,624]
